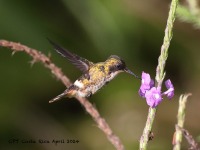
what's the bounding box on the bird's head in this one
[106,55,140,79]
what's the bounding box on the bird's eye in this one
[116,64,122,69]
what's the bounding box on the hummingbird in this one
[48,40,140,103]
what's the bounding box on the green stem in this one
[156,0,179,86]
[173,93,191,150]
[139,0,179,149]
[139,108,156,150]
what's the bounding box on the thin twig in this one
[139,0,179,149]
[177,126,200,150]
[173,93,192,150]
[0,39,125,150]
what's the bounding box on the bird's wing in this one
[48,39,93,73]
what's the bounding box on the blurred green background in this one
[0,0,200,149]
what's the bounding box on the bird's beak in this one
[124,68,141,79]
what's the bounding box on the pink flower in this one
[138,72,174,108]
[138,72,154,98]
[162,79,174,99]
[145,87,162,108]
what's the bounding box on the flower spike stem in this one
[139,0,179,149]
[173,93,192,150]
[156,0,179,86]
[139,107,157,150]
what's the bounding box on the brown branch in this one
[0,39,125,150]
[176,125,200,150]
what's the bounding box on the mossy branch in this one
[139,0,179,149]
[0,39,124,150]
